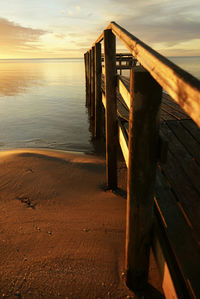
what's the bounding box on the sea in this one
[0,56,199,153]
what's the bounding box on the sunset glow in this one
[0,0,199,58]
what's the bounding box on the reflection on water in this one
[0,60,44,96]
[169,56,200,79]
[0,58,93,152]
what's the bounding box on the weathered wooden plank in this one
[161,101,187,119]
[155,170,200,298]
[109,22,200,127]
[119,75,189,119]
[162,93,189,116]
[161,103,190,120]
[94,43,102,138]
[116,91,129,121]
[160,110,177,121]
[118,75,188,122]
[103,74,190,125]
[152,223,180,299]
[160,124,200,241]
[181,119,200,144]
[167,120,200,166]
[104,29,117,189]
[125,67,162,290]
[161,122,200,195]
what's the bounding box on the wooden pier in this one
[84,22,200,299]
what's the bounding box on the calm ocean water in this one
[0,56,199,152]
[0,58,93,152]
[169,56,200,79]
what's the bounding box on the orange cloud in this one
[0,18,48,57]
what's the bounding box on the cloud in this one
[0,17,48,54]
[124,17,200,46]
[158,48,200,57]
[61,5,81,17]
[54,33,66,40]
[106,1,200,47]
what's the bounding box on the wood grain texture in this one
[117,75,189,122]
[90,46,95,119]
[109,22,200,127]
[155,170,200,298]
[90,21,200,126]
[85,52,90,107]
[125,67,162,290]
[104,29,117,189]
[94,43,102,138]
[159,122,200,242]
[88,49,92,108]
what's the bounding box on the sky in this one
[0,0,199,59]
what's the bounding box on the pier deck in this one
[110,75,200,239]
[85,21,200,298]
[101,74,200,297]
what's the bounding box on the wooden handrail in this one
[88,21,200,127]
[84,22,200,298]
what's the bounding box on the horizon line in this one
[0,57,83,60]
[0,55,200,60]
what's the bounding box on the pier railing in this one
[84,22,200,298]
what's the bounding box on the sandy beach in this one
[0,149,162,298]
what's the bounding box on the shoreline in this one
[0,149,162,298]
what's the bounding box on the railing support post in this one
[85,52,89,107]
[104,29,117,190]
[94,43,102,138]
[88,49,92,108]
[125,67,162,290]
[90,46,95,119]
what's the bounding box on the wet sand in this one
[0,149,162,298]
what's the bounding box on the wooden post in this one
[84,52,86,78]
[84,53,87,105]
[90,46,95,119]
[94,42,102,138]
[125,67,162,290]
[104,29,117,190]
[88,49,92,108]
[85,52,89,107]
